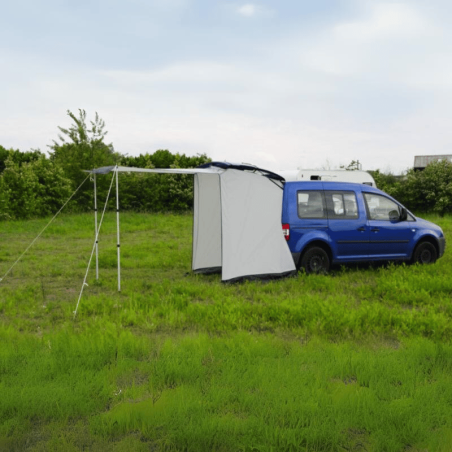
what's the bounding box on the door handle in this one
[371,228,379,232]
[357,227,366,232]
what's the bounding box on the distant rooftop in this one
[414,154,452,169]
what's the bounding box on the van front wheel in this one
[301,247,330,274]
[412,242,437,264]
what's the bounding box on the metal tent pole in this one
[94,173,99,280]
[116,167,121,292]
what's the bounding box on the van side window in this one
[297,191,326,219]
[325,191,359,219]
[364,193,401,221]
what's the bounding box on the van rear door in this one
[282,183,329,257]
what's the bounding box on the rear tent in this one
[89,162,296,283]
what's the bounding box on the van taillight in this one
[282,224,290,241]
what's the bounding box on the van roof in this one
[284,180,381,193]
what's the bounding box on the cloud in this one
[334,2,430,40]
[2,0,452,175]
[236,3,272,18]
[295,1,446,87]
[237,4,257,16]
[101,62,244,86]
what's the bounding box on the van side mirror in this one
[389,208,407,222]
[389,210,399,222]
[400,208,408,222]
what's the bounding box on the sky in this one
[1,0,452,174]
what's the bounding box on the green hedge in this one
[0,147,211,220]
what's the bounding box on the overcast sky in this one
[2,0,452,174]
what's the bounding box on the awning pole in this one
[116,167,121,292]
[94,173,99,280]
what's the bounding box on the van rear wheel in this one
[301,247,330,274]
[412,242,437,264]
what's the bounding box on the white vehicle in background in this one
[275,169,377,187]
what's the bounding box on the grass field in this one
[1,211,452,451]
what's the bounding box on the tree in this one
[0,146,42,173]
[368,169,401,197]
[340,160,362,171]
[402,160,452,216]
[49,110,118,181]
[48,110,120,209]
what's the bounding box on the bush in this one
[118,151,211,212]
[403,161,452,216]
[0,154,72,220]
[371,161,452,216]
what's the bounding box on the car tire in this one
[412,241,437,265]
[301,246,330,274]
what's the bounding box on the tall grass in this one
[1,212,452,450]
[2,327,452,451]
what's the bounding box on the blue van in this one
[281,181,446,273]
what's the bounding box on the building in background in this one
[414,155,452,171]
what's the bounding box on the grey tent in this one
[89,162,296,284]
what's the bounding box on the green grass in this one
[1,211,452,451]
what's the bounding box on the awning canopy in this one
[86,162,285,180]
